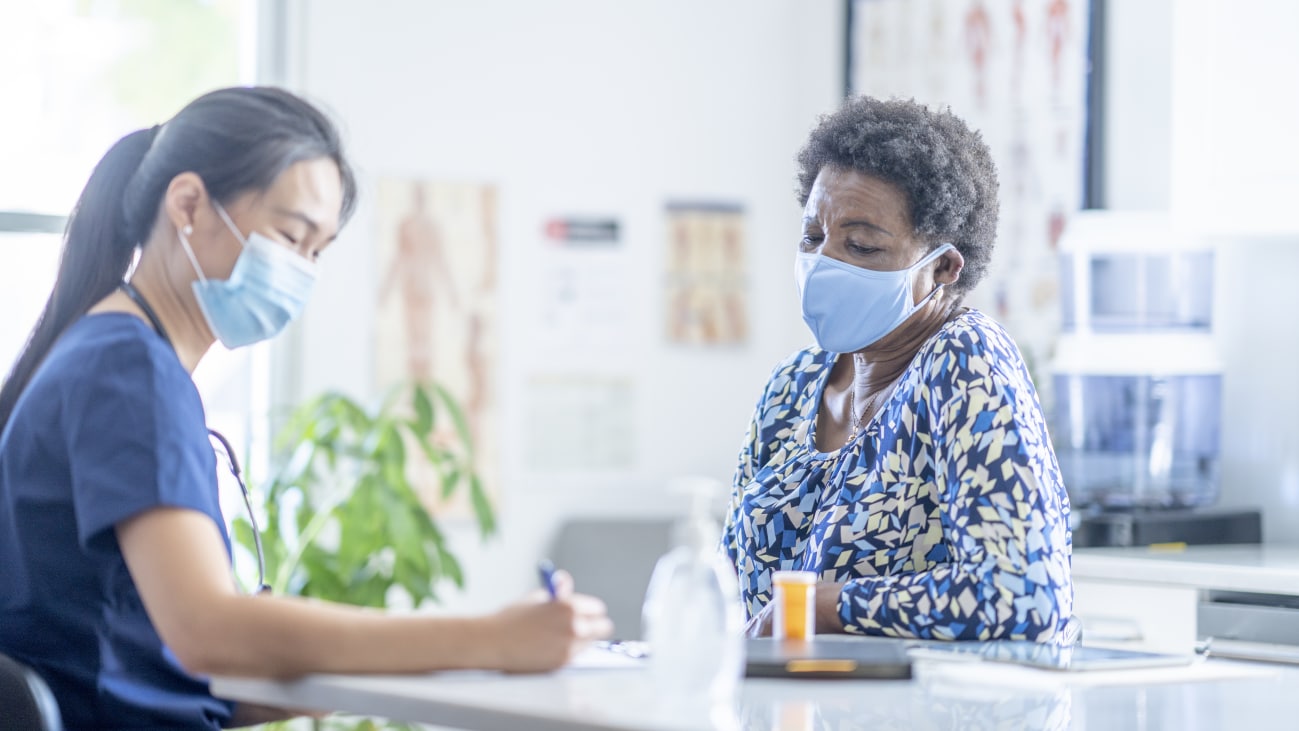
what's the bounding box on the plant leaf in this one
[413,430,445,470]
[279,440,316,486]
[411,384,435,437]
[438,546,465,588]
[430,382,474,460]
[440,466,462,500]
[251,384,482,614]
[468,474,496,537]
[382,423,406,467]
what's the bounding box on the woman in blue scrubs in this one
[0,87,611,729]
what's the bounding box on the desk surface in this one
[1073,544,1299,594]
[212,653,1299,731]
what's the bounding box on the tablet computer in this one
[745,637,913,680]
[907,640,1196,672]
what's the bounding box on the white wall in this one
[1105,0,1299,224]
[1170,0,1299,237]
[1104,0,1173,211]
[1213,236,1299,542]
[282,0,844,615]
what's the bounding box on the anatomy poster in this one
[664,202,749,346]
[375,179,498,512]
[849,0,1089,390]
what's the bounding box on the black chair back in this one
[0,652,62,731]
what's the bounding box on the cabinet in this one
[1072,546,1299,657]
[1073,578,1198,654]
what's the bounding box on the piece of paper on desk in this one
[913,657,1276,691]
[566,644,648,670]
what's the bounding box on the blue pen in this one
[537,559,559,600]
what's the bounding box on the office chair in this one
[548,517,676,640]
[0,652,63,731]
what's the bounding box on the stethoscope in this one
[119,282,271,595]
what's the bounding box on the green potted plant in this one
[233,382,494,729]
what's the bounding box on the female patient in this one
[724,96,1072,642]
[0,87,610,729]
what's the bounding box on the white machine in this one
[1053,211,1222,511]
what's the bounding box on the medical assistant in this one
[0,313,234,729]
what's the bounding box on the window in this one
[0,1,256,217]
[0,232,62,367]
[0,0,267,581]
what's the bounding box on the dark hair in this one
[796,96,999,297]
[0,86,357,432]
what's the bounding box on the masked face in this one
[796,243,955,353]
[177,202,318,348]
[170,159,343,348]
[794,167,961,353]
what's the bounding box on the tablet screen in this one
[908,641,1195,672]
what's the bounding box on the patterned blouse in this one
[723,310,1072,642]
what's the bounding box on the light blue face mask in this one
[178,202,318,349]
[795,243,955,353]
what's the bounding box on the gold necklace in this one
[848,386,877,435]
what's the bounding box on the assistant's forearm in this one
[119,510,512,679]
[178,595,496,678]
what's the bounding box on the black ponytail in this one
[0,87,356,434]
[0,127,156,430]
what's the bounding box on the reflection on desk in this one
[740,678,1073,731]
[211,646,1293,730]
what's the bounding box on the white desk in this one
[212,655,1299,730]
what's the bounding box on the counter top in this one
[1073,544,1299,595]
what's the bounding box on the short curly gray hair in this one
[796,96,999,296]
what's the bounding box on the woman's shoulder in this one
[748,345,833,417]
[921,309,1031,382]
[928,309,1024,360]
[771,344,834,375]
[8,314,203,442]
[60,312,174,357]
[763,345,832,390]
[43,313,193,394]
[933,308,1018,351]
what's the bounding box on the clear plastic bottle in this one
[641,478,746,704]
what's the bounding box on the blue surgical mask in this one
[795,243,955,353]
[177,202,317,349]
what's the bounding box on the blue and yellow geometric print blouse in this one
[723,309,1073,642]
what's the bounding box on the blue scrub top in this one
[0,313,235,730]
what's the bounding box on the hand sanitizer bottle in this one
[641,477,746,704]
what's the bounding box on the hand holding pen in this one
[536,561,644,661]
[537,559,560,600]
[475,559,613,673]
